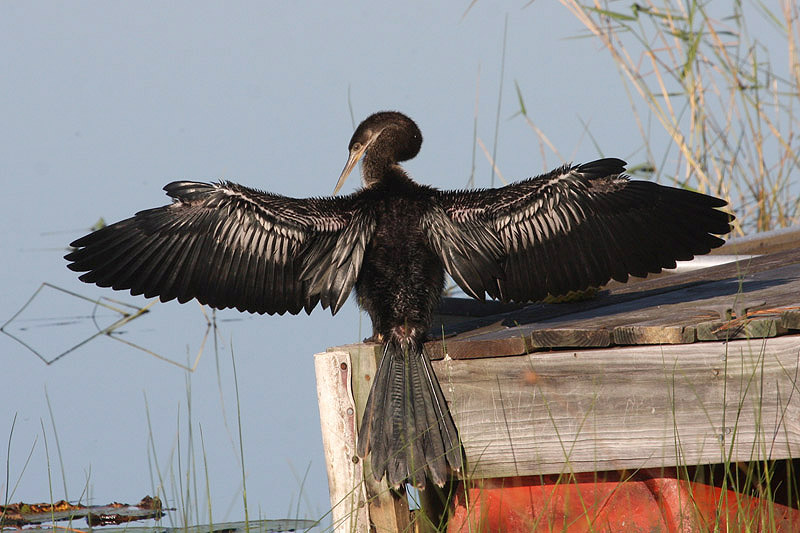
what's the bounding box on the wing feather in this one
[431,158,733,302]
[66,180,375,315]
[421,206,504,300]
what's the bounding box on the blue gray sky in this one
[0,0,778,527]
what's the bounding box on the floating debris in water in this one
[0,496,315,532]
[0,496,166,527]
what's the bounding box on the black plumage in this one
[66,110,733,489]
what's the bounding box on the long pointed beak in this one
[333,145,367,195]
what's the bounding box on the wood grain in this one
[314,350,370,532]
[432,335,800,479]
[427,250,800,358]
[327,343,412,532]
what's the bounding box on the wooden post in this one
[314,350,369,532]
[347,343,412,532]
[315,345,412,532]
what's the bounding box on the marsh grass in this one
[140,342,326,532]
[548,1,800,234]
[1,332,323,533]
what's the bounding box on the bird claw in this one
[363,333,384,343]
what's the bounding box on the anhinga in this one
[66,111,733,489]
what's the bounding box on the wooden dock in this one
[315,233,800,532]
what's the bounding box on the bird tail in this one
[357,337,462,488]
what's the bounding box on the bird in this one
[65,110,733,489]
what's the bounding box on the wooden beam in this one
[434,334,800,479]
[314,350,369,532]
[347,343,412,532]
[433,248,800,347]
[315,345,412,532]
[428,250,800,359]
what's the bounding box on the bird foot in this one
[363,333,384,344]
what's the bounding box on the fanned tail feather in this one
[357,338,462,488]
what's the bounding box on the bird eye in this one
[352,142,362,152]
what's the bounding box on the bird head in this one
[334,111,422,194]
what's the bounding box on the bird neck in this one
[361,159,413,189]
[360,125,421,189]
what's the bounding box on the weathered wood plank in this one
[713,224,800,256]
[429,254,800,356]
[314,350,369,533]
[321,344,413,533]
[696,317,788,341]
[528,328,611,349]
[607,247,800,297]
[613,323,695,345]
[426,334,526,360]
[782,309,800,330]
[432,335,800,479]
[431,249,797,354]
[510,272,799,348]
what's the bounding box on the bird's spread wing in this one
[65,181,374,315]
[421,206,505,299]
[429,158,733,302]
